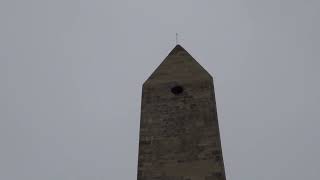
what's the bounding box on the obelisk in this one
[137,45,226,180]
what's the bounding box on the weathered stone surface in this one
[137,45,226,180]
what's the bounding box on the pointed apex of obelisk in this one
[168,44,188,55]
[144,45,212,85]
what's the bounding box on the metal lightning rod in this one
[176,33,179,45]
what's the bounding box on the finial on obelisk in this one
[176,33,179,45]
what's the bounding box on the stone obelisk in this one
[137,45,226,180]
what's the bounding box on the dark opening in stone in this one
[171,86,184,95]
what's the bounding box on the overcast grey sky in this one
[1,0,320,180]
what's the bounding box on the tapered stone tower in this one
[137,45,226,180]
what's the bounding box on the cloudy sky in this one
[1,0,320,180]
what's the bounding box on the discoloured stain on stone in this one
[137,45,226,180]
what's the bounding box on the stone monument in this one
[137,45,226,180]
